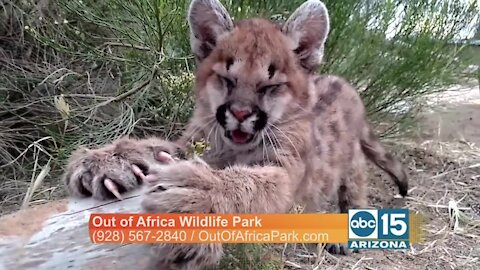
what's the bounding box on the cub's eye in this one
[258,84,281,96]
[218,75,235,92]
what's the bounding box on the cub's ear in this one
[188,0,233,62]
[282,0,330,72]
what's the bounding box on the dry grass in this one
[274,139,480,270]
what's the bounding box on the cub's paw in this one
[149,243,223,270]
[63,138,183,201]
[62,146,140,200]
[136,157,217,214]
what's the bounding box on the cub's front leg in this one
[140,160,295,214]
[135,157,297,269]
[63,137,183,200]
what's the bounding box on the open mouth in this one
[226,129,254,144]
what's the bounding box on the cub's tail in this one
[360,126,408,197]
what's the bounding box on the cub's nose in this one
[231,109,250,121]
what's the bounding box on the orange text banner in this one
[89,213,349,244]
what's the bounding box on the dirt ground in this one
[281,83,480,269]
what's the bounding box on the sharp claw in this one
[131,164,146,179]
[157,151,174,163]
[104,178,123,200]
[144,174,160,184]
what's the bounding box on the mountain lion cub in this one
[63,0,408,269]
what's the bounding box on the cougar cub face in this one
[189,0,329,150]
[194,20,311,150]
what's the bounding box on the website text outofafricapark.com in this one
[91,229,330,244]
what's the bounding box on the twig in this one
[96,79,150,107]
[426,204,471,211]
[430,163,480,179]
[351,256,373,270]
[95,66,158,108]
[0,137,55,168]
[102,42,150,51]
[284,260,303,269]
[22,158,51,209]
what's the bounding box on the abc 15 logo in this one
[348,209,409,240]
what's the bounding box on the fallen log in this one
[0,186,163,270]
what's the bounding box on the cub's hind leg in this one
[337,157,368,214]
[327,149,368,255]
